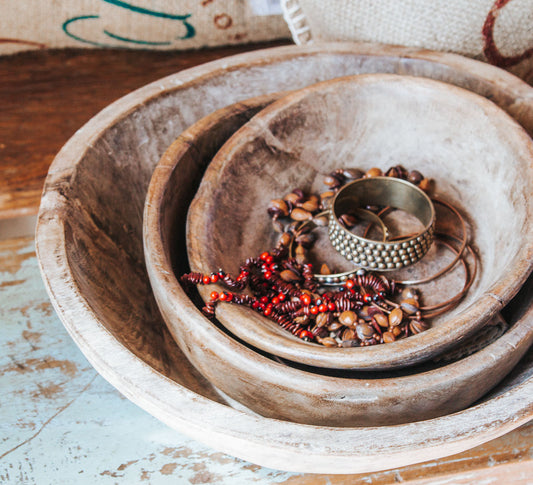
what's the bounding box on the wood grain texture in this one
[0,42,288,219]
[188,73,533,370]
[1,236,531,483]
[146,94,532,427]
[36,43,533,473]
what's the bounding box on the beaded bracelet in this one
[181,165,477,347]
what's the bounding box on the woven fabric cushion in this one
[281,0,533,82]
[0,0,289,55]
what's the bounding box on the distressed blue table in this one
[1,235,532,484]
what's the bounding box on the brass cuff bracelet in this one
[328,177,435,270]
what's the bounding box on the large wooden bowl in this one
[36,43,533,474]
[145,92,532,426]
[187,74,533,370]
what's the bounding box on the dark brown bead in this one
[278,232,292,247]
[319,264,331,275]
[324,175,342,187]
[339,310,357,327]
[280,269,299,282]
[400,298,420,315]
[407,170,423,185]
[341,339,359,347]
[301,195,320,213]
[410,319,430,334]
[320,190,335,200]
[401,287,419,300]
[365,167,383,177]
[313,215,329,226]
[358,306,371,320]
[389,308,404,326]
[339,213,358,228]
[315,312,332,327]
[328,322,343,332]
[386,167,400,178]
[383,331,396,343]
[419,178,431,191]
[319,337,338,347]
[341,328,356,341]
[373,313,389,328]
[268,199,289,217]
[356,322,374,340]
[293,315,310,326]
[290,208,313,221]
[342,168,365,180]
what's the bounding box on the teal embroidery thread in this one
[62,1,195,47]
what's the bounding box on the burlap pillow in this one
[281,0,533,83]
[0,0,289,55]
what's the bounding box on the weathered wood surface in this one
[0,236,531,482]
[0,43,288,219]
[36,43,533,473]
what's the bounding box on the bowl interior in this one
[188,74,533,368]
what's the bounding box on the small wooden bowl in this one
[36,43,533,473]
[187,74,533,370]
[144,92,533,426]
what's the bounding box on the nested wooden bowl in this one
[36,43,533,474]
[187,74,533,370]
[144,91,533,426]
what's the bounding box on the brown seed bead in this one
[328,321,343,332]
[295,244,306,256]
[410,319,430,334]
[295,253,307,265]
[294,315,310,326]
[320,190,335,200]
[320,263,332,275]
[401,287,419,300]
[283,192,301,204]
[313,215,329,226]
[319,337,338,347]
[383,331,396,343]
[373,313,389,328]
[418,178,431,191]
[290,208,313,221]
[389,308,404,326]
[342,168,365,180]
[339,310,357,327]
[339,213,358,228]
[401,298,420,315]
[365,167,383,177]
[268,199,289,217]
[386,167,400,178]
[278,232,292,247]
[280,269,299,282]
[342,328,356,341]
[341,339,359,348]
[324,175,341,187]
[301,195,320,213]
[407,170,423,185]
[356,323,375,340]
[316,313,332,327]
[359,306,371,320]
[392,325,402,337]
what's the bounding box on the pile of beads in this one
[181,165,476,347]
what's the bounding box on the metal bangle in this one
[329,177,436,270]
[289,210,390,286]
